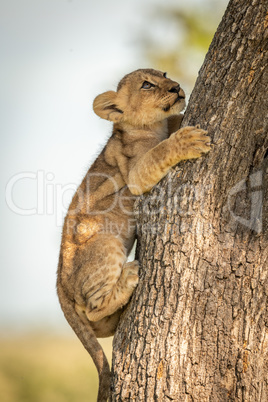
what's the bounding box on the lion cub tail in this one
[57,283,111,402]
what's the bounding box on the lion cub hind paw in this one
[122,260,139,289]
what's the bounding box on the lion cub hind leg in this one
[86,259,139,322]
[76,235,139,324]
[90,310,122,338]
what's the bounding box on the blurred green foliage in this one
[0,334,112,402]
[139,0,229,92]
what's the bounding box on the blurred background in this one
[1,0,228,400]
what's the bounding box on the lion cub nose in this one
[168,85,181,93]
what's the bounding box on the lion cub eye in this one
[141,81,155,89]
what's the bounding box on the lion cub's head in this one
[93,69,185,127]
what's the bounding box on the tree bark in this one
[111,0,268,400]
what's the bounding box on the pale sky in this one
[0,0,227,332]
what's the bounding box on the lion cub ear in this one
[93,91,123,123]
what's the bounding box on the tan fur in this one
[57,68,211,401]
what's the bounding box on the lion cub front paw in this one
[172,125,211,160]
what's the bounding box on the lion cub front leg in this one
[128,126,211,195]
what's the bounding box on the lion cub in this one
[57,69,210,401]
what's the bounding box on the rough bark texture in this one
[111,0,268,400]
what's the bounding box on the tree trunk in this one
[111,0,268,400]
